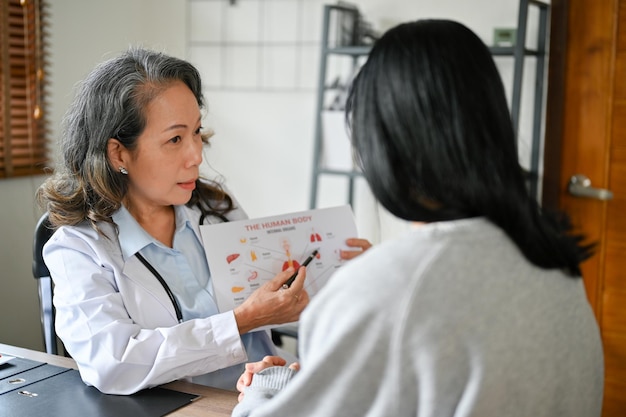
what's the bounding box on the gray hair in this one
[39,47,207,229]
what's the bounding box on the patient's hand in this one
[236,356,299,402]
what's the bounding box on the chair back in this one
[32,212,59,354]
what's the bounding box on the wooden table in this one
[0,343,239,417]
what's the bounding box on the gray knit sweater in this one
[232,218,604,417]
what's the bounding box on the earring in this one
[119,166,128,175]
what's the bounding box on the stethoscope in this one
[134,208,230,323]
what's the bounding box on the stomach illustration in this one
[247,271,258,282]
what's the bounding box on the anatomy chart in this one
[200,205,358,315]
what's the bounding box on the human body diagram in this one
[200,206,358,317]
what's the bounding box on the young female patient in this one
[232,19,604,417]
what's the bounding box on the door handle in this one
[567,174,614,200]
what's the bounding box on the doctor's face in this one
[123,81,204,210]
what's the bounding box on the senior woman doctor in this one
[37,47,371,395]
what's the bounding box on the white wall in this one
[0,0,544,350]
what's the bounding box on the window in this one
[0,0,50,179]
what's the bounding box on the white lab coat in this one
[43,203,254,395]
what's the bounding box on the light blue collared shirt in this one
[114,205,219,321]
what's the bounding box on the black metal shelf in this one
[309,0,550,209]
[489,46,543,56]
[324,46,372,56]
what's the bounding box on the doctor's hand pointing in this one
[234,266,309,334]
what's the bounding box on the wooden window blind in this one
[0,0,50,179]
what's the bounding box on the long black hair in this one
[346,19,593,276]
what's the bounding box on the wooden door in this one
[544,1,626,416]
